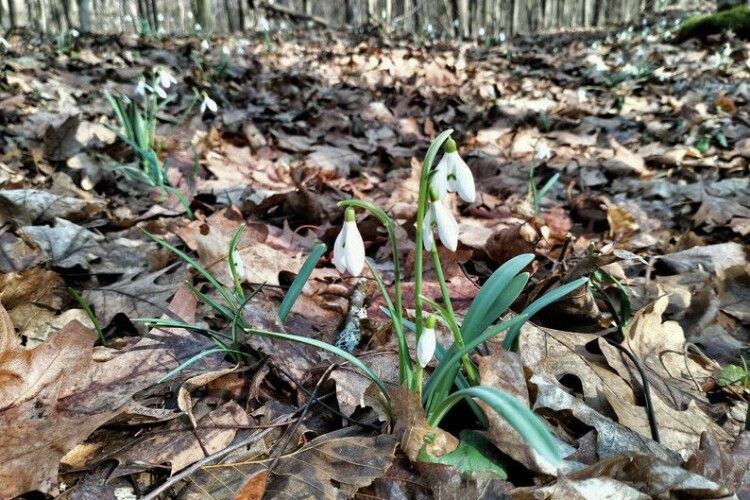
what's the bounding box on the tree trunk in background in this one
[384,0,391,30]
[303,0,311,16]
[8,0,17,27]
[149,0,159,30]
[457,0,468,38]
[77,0,90,30]
[237,0,245,31]
[224,0,234,30]
[367,0,376,26]
[346,0,356,25]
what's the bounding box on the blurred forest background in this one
[1,0,706,37]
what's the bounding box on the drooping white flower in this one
[431,137,475,203]
[156,67,177,89]
[200,39,210,50]
[534,141,552,161]
[498,32,506,43]
[200,92,218,113]
[135,78,149,96]
[257,17,270,32]
[423,198,459,252]
[157,13,164,22]
[153,83,167,99]
[69,29,79,38]
[333,207,365,276]
[478,27,485,38]
[417,315,437,368]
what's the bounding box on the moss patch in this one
[676,6,750,41]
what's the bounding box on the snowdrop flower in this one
[432,137,475,203]
[478,27,485,38]
[157,13,164,22]
[535,141,552,161]
[417,315,437,367]
[258,17,270,32]
[333,207,365,276]
[498,32,506,43]
[69,29,79,38]
[156,67,177,89]
[153,84,166,99]
[423,194,459,252]
[200,92,218,113]
[201,39,210,51]
[135,78,149,96]
[0,37,9,50]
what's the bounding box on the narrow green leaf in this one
[503,277,589,351]
[278,242,326,321]
[428,385,562,467]
[475,272,529,338]
[461,253,535,342]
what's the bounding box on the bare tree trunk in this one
[224,0,234,30]
[457,0,469,38]
[237,0,245,30]
[8,0,17,27]
[346,0,356,25]
[77,0,90,30]
[149,0,159,30]
[384,0,391,30]
[303,0,311,16]
[366,0,376,26]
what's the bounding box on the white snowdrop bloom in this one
[535,141,552,161]
[194,22,201,31]
[498,32,506,42]
[423,198,459,252]
[257,17,270,32]
[722,43,732,58]
[156,67,177,89]
[201,39,210,50]
[0,37,9,50]
[153,83,166,99]
[333,208,365,276]
[478,27,485,38]
[135,78,149,96]
[200,92,218,113]
[427,23,434,34]
[432,137,475,203]
[69,29,79,38]
[157,13,164,22]
[417,315,437,368]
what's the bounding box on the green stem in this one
[430,246,480,385]
[414,129,453,392]
[365,259,413,388]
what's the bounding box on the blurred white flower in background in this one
[534,141,552,161]
[69,29,79,38]
[201,39,210,50]
[200,92,218,113]
[156,67,177,89]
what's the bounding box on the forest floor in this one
[0,20,749,499]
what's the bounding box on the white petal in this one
[433,202,458,251]
[453,156,476,203]
[206,97,218,112]
[199,100,207,113]
[431,156,450,199]
[333,225,347,273]
[155,85,166,99]
[417,327,436,367]
[344,221,365,276]
[422,206,435,251]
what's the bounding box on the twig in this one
[335,278,368,352]
[141,413,295,500]
[268,364,336,471]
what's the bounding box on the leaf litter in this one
[0,16,749,499]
